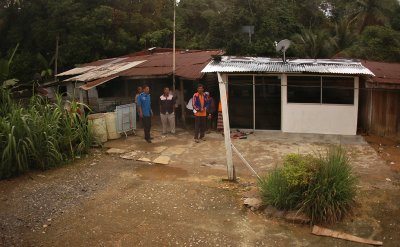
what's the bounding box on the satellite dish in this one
[275,39,291,63]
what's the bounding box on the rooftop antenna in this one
[275,39,291,63]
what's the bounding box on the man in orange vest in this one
[192,84,210,143]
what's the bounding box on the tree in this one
[344,26,400,62]
[0,43,19,88]
[353,0,398,33]
[292,29,335,58]
[331,17,357,53]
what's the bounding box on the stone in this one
[284,211,310,224]
[153,156,170,165]
[137,157,151,162]
[243,198,263,211]
[120,151,138,160]
[106,148,127,155]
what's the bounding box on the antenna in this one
[275,39,291,63]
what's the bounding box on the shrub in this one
[259,168,300,210]
[0,87,93,179]
[300,147,357,224]
[282,153,320,187]
[258,147,357,224]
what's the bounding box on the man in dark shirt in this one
[159,87,176,134]
[137,85,153,143]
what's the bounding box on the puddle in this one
[135,165,188,180]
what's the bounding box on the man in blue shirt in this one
[137,85,153,143]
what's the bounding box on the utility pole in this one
[55,34,59,81]
[172,0,176,91]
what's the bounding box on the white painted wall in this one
[281,75,359,135]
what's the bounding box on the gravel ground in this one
[1,130,399,247]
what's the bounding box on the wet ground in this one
[1,126,399,247]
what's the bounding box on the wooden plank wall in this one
[359,88,400,139]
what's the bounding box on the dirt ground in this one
[1,125,399,247]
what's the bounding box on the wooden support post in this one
[79,89,84,113]
[252,75,255,132]
[179,78,186,126]
[217,72,235,181]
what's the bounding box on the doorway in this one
[228,75,281,130]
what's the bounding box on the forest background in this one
[1,0,400,84]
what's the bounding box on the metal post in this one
[55,35,59,80]
[179,78,186,126]
[281,74,287,132]
[369,86,373,131]
[79,89,84,113]
[253,75,256,132]
[172,0,176,91]
[231,144,260,179]
[217,72,235,181]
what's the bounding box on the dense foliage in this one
[0,86,93,179]
[259,147,357,224]
[0,0,399,84]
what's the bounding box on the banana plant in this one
[0,44,19,89]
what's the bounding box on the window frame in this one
[286,75,356,106]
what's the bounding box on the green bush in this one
[300,147,357,224]
[0,87,93,179]
[259,168,300,210]
[282,153,320,187]
[258,147,357,224]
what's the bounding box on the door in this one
[255,76,281,130]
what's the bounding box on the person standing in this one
[192,84,210,143]
[134,86,143,128]
[159,87,176,135]
[205,92,216,131]
[137,85,153,143]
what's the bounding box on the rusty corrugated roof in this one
[57,49,224,90]
[361,60,400,85]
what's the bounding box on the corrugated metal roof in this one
[202,56,375,76]
[65,60,146,82]
[57,49,224,90]
[80,76,118,90]
[361,60,400,85]
[56,66,97,76]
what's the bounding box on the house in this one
[202,56,374,136]
[50,48,223,113]
[358,61,400,138]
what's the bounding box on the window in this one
[322,77,354,104]
[287,76,321,103]
[287,76,355,105]
[57,85,67,96]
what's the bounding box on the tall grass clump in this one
[258,146,357,224]
[0,87,93,179]
[300,147,357,224]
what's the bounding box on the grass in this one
[0,87,93,179]
[258,147,357,224]
[300,147,357,224]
